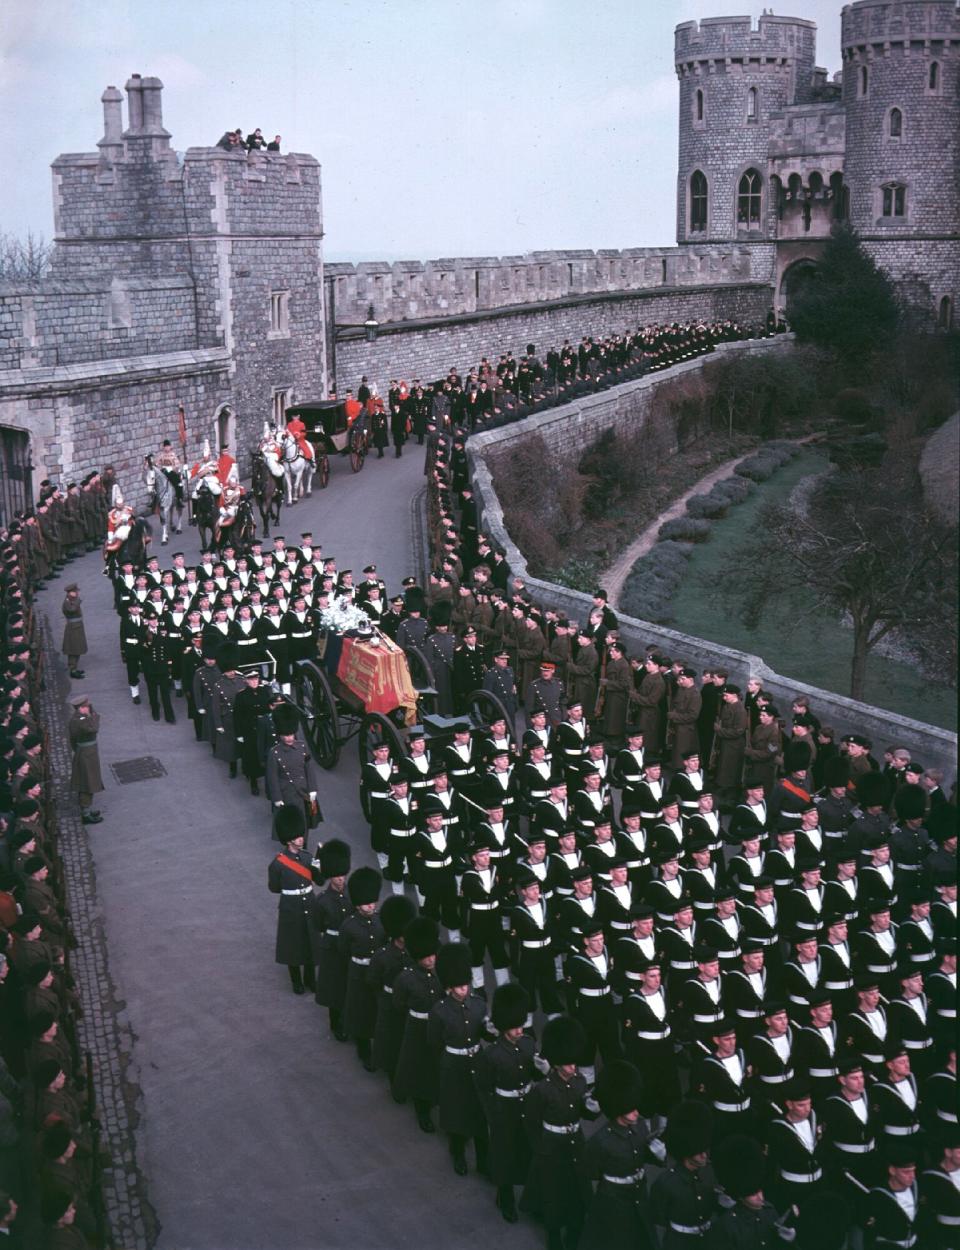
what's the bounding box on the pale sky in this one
[1,0,842,261]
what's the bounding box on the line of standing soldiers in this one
[0,530,109,1249]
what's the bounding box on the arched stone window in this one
[747,86,759,122]
[690,170,708,233]
[888,107,903,138]
[938,295,953,329]
[881,182,907,219]
[695,88,705,124]
[928,60,941,93]
[737,168,763,226]
[859,64,869,97]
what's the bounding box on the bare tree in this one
[0,231,53,281]
[717,457,957,700]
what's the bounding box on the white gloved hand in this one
[649,1137,667,1163]
[533,1054,550,1075]
[776,1228,796,1243]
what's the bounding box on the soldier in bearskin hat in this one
[311,838,351,1039]
[521,1015,593,1250]
[427,941,491,1177]
[650,1100,717,1249]
[713,1133,786,1248]
[370,894,417,1081]
[393,916,443,1132]
[339,866,383,1071]
[267,806,320,994]
[475,981,536,1224]
[581,1059,665,1248]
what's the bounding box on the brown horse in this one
[251,451,282,538]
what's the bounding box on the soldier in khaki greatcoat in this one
[60,585,88,680]
[67,694,103,825]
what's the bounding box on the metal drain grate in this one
[110,756,167,784]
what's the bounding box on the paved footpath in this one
[37,445,543,1250]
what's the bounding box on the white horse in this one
[144,455,185,545]
[279,430,315,505]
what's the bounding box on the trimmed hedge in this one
[710,475,755,505]
[658,516,713,542]
[622,441,802,625]
[686,493,729,519]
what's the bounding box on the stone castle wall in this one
[331,281,771,396]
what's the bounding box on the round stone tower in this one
[674,14,817,247]
[841,0,960,320]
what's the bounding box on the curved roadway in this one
[38,448,543,1250]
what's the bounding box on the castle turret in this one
[675,14,818,249]
[841,0,959,319]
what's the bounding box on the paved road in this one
[37,445,544,1250]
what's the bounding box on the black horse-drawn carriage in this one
[285,399,371,487]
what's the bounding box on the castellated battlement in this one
[841,0,960,55]
[675,14,817,67]
[325,246,762,327]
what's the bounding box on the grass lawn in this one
[669,447,957,731]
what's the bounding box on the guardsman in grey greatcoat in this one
[266,703,323,827]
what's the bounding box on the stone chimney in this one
[139,77,170,138]
[97,86,125,161]
[124,74,144,134]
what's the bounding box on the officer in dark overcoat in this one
[267,806,320,994]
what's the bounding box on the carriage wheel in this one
[405,646,438,718]
[350,429,366,473]
[318,454,330,489]
[467,688,514,734]
[293,661,340,769]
